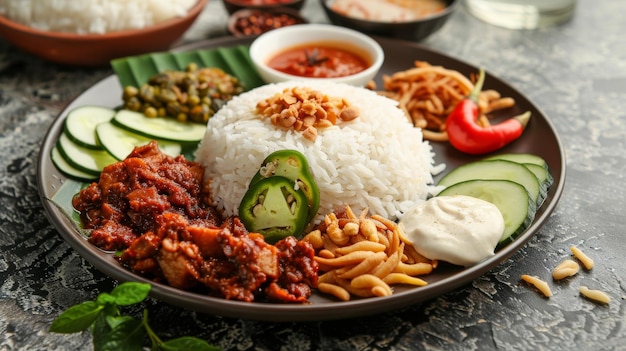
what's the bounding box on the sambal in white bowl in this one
[248,23,384,87]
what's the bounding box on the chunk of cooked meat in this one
[74,142,318,303]
[72,141,221,251]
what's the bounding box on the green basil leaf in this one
[49,301,103,333]
[105,315,136,330]
[96,292,117,306]
[92,312,112,349]
[160,336,221,351]
[110,282,151,306]
[93,316,145,351]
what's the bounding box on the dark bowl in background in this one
[227,7,307,36]
[222,0,306,15]
[320,0,459,42]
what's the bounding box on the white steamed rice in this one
[195,80,442,223]
[0,0,197,34]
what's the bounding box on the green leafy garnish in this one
[50,282,220,351]
[110,45,265,90]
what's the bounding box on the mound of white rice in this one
[0,0,197,34]
[195,80,442,223]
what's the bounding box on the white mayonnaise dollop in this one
[400,195,504,267]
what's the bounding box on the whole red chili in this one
[445,68,531,155]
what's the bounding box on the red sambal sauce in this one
[232,0,294,4]
[267,42,371,78]
[71,141,318,303]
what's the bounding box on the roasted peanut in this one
[552,259,580,280]
[256,86,359,141]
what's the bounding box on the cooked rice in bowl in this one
[0,0,198,34]
[195,80,441,223]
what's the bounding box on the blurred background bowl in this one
[320,0,459,42]
[248,23,384,87]
[0,0,208,67]
[227,7,308,36]
[222,0,306,15]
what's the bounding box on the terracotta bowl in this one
[0,0,208,67]
[320,0,459,42]
[222,0,306,15]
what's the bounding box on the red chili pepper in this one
[445,68,531,155]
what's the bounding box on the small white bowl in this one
[248,23,384,87]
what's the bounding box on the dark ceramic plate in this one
[37,36,565,322]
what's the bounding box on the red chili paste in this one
[233,0,295,4]
[72,141,318,303]
[267,43,370,78]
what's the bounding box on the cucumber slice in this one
[524,163,554,198]
[484,153,548,169]
[64,106,115,149]
[51,146,98,182]
[482,153,553,205]
[438,179,537,243]
[438,159,543,205]
[112,109,206,143]
[95,122,183,160]
[57,132,118,175]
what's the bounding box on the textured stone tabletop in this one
[1,1,625,350]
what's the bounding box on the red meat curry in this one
[72,141,318,303]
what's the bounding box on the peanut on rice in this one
[256,86,360,141]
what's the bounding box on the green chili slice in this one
[239,176,309,243]
[250,150,320,223]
